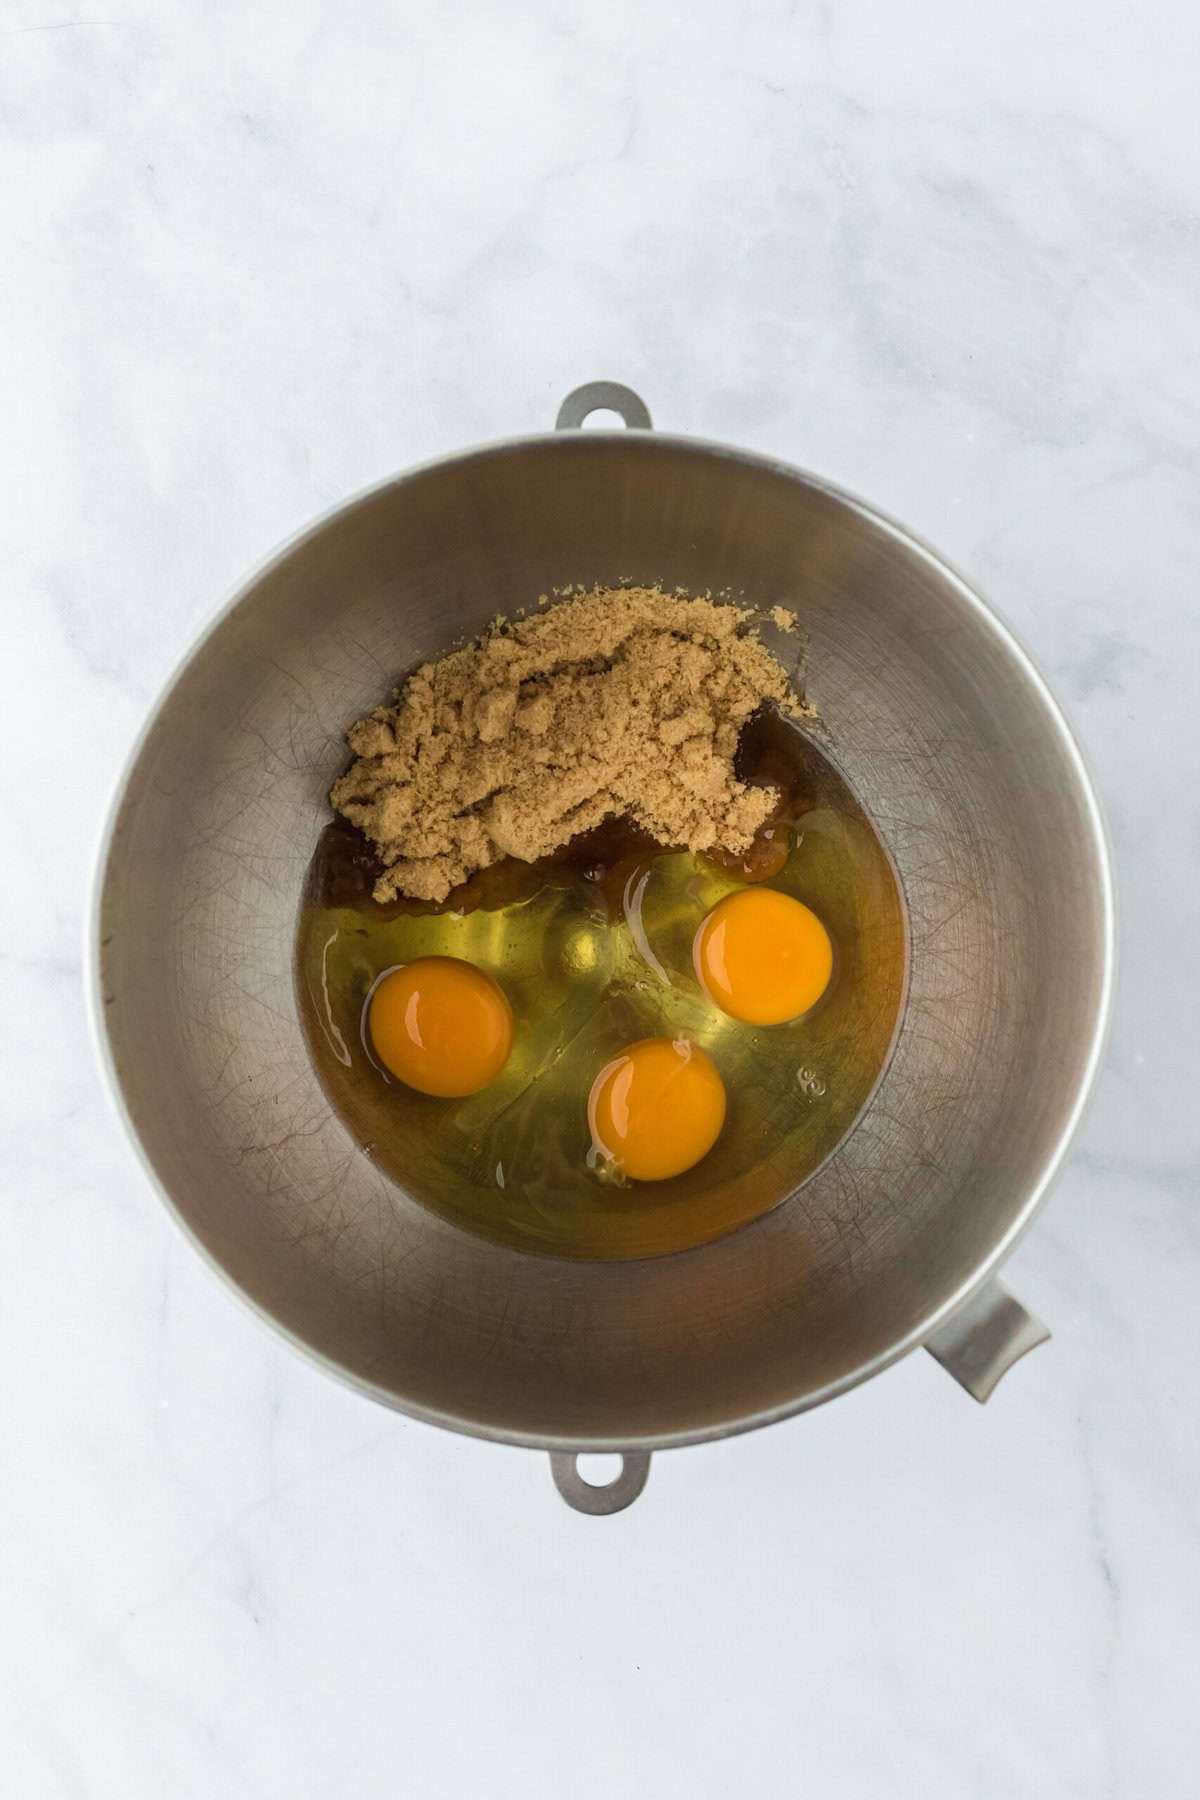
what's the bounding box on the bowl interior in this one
[96,434,1112,1447]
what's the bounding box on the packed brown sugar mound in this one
[331,586,805,904]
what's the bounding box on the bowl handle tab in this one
[549,1451,652,1514]
[555,381,653,432]
[925,1279,1050,1402]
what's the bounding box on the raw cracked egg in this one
[299,702,905,1261]
[694,886,833,1025]
[588,1037,726,1181]
[367,955,513,1097]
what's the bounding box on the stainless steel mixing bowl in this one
[92,382,1115,1513]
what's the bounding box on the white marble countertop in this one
[3,2,1197,1795]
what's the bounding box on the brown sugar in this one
[331,586,809,904]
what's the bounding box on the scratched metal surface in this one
[95,434,1113,1449]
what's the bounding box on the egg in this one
[367,956,513,1097]
[300,709,905,1260]
[694,886,833,1025]
[587,1037,726,1181]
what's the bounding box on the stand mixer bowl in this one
[92,383,1115,1512]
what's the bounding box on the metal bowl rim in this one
[86,426,1118,1452]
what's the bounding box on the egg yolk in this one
[694,887,833,1025]
[367,956,513,1097]
[587,1037,726,1181]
